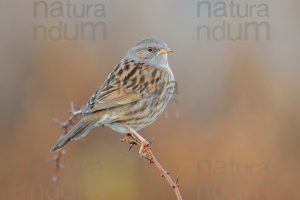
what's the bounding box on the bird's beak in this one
[159,48,174,54]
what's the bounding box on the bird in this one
[50,37,175,154]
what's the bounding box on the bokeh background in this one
[1,0,300,199]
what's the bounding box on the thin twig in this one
[50,102,82,182]
[144,148,183,200]
[122,135,183,200]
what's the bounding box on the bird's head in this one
[126,37,173,67]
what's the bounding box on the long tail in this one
[50,118,96,152]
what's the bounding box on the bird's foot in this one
[121,133,139,151]
[120,133,132,143]
[121,133,151,156]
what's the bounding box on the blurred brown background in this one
[0,0,300,199]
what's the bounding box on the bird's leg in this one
[120,133,139,151]
[120,133,133,142]
[127,127,150,156]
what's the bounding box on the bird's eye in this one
[147,47,153,52]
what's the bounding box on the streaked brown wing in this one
[82,59,167,113]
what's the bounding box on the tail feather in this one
[50,118,95,152]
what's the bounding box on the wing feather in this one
[82,59,168,114]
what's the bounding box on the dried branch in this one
[121,134,183,200]
[50,102,81,182]
[144,147,183,200]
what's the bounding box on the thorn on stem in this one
[52,175,59,183]
[143,155,154,164]
[176,175,180,187]
[128,143,135,151]
[58,163,65,169]
[52,118,64,126]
